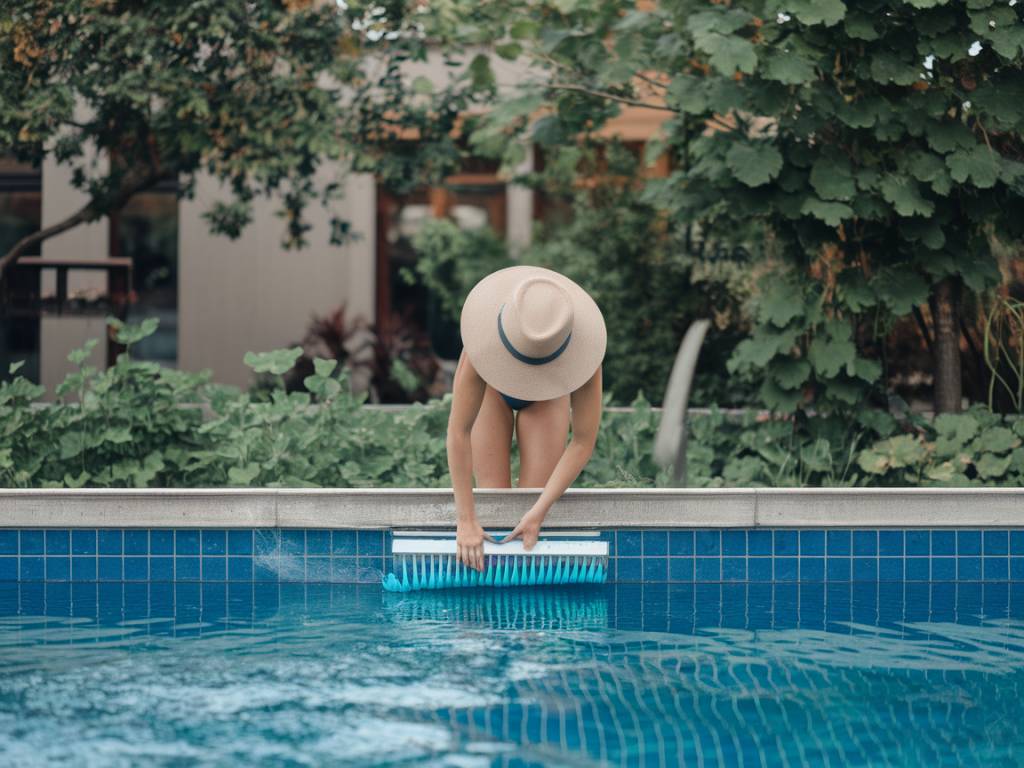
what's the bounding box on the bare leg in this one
[470,384,515,488]
[515,394,571,487]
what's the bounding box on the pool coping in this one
[0,488,1022,529]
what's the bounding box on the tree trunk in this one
[929,275,962,413]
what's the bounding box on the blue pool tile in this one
[125,530,149,555]
[879,558,903,581]
[227,530,253,555]
[905,531,929,556]
[826,531,851,556]
[307,557,331,581]
[20,557,44,581]
[695,531,721,556]
[617,532,641,557]
[331,558,358,582]
[45,530,70,555]
[984,557,1009,580]
[879,531,904,556]
[642,531,668,557]
[357,531,384,556]
[98,530,123,555]
[202,530,227,556]
[984,531,1009,556]
[827,558,851,582]
[46,557,70,582]
[800,531,825,556]
[691,557,718,581]
[643,557,667,582]
[72,556,96,581]
[599,530,616,557]
[306,530,331,555]
[175,530,200,555]
[20,530,44,555]
[774,558,798,581]
[176,557,201,581]
[747,558,772,582]
[906,558,929,581]
[228,557,253,582]
[958,557,982,581]
[1011,558,1024,580]
[0,557,16,579]
[98,557,122,581]
[203,557,226,581]
[931,557,956,581]
[722,557,746,581]
[800,558,824,582]
[124,557,148,581]
[721,531,745,556]
[253,560,279,582]
[255,531,279,557]
[852,531,877,556]
[853,558,877,582]
[617,558,642,583]
[71,530,96,555]
[356,558,383,584]
[669,531,694,556]
[669,558,693,582]
[747,530,771,556]
[281,530,305,554]
[931,531,955,556]
[150,557,174,581]
[151,530,174,555]
[0,532,17,555]
[957,530,982,556]
[331,531,357,556]
[1010,531,1024,555]
[773,531,798,556]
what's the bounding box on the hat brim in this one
[460,265,607,401]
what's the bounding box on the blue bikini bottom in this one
[499,391,535,411]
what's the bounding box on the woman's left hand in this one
[502,507,547,551]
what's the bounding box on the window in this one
[0,156,42,382]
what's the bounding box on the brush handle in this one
[391,538,607,557]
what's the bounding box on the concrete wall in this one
[177,165,376,389]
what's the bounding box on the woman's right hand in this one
[456,516,494,572]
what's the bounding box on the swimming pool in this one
[1,580,1022,766]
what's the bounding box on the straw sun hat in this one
[459,265,607,402]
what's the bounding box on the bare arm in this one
[504,365,603,548]
[446,350,492,569]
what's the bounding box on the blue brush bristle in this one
[381,553,607,593]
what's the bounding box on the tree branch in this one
[545,82,678,113]
[0,167,165,284]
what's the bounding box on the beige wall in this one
[177,165,376,388]
[38,151,111,398]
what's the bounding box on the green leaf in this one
[925,120,975,154]
[725,142,784,186]
[872,268,930,315]
[945,145,1000,189]
[228,463,261,486]
[757,278,806,327]
[800,197,854,226]
[762,52,817,85]
[8,361,24,375]
[976,426,1021,454]
[495,43,522,61]
[809,155,856,201]
[772,357,812,388]
[776,0,848,26]
[879,176,934,217]
[697,34,758,75]
[869,52,922,86]
[975,452,1012,479]
[243,348,303,376]
[67,338,99,366]
[808,332,856,378]
[411,76,434,95]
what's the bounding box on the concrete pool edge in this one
[1,487,1022,528]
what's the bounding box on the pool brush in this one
[381,531,608,592]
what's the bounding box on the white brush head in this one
[391,531,608,558]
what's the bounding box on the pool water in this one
[1,582,1023,766]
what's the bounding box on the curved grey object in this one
[653,319,712,485]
